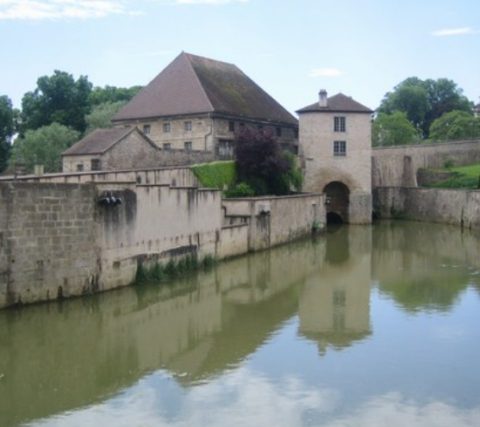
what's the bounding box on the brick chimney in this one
[319,89,328,107]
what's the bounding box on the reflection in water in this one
[0,221,479,426]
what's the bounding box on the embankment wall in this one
[373,187,480,230]
[372,139,480,188]
[0,181,323,309]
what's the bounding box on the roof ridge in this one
[183,52,215,112]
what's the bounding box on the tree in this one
[378,77,473,137]
[0,95,16,172]
[9,123,79,173]
[372,112,420,147]
[21,70,92,134]
[429,110,480,141]
[234,128,302,195]
[89,85,142,106]
[85,100,127,134]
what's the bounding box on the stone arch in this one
[323,181,350,224]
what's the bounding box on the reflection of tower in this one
[298,226,372,354]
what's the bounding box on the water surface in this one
[1,221,480,427]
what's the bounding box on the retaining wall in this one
[372,139,480,188]
[373,187,480,230]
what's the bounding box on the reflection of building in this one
[298,226,372,354]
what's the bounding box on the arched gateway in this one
[297,90,373,224]
[324,181,350,224]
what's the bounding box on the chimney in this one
[319,89,328,107]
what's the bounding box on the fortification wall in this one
[0,183,99,308]
[373,187,480,230]
[0,166,199,187]
[223,193,325,251]
[372,139,480,188]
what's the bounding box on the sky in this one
[0,0,479,115]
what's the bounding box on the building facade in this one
[112,52,298,158]
[297,91,373,224]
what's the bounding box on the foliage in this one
[85,100,127,134]
[89,85,142,106]
[135,254,215,284]
[191,161,236,189]
[0,95,16,172]
[21,70,92,134]
[429,110,480,141]
[234,129,302,195]
[424,163,480,189]
[224,182,255,198]
[378,77,473,137]
[372,112,420,146]
[9,123,79,173]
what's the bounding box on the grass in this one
[135,254,217,285]
[427,163,480,189]
[191,161,236,190]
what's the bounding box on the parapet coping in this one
[372,139,480,151]
[222,192,324,202]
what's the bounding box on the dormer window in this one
[334,116,346,132]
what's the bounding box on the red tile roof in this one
[297,93,372,114]
[113,52,298,126]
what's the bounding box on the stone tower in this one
[297,91,373,224]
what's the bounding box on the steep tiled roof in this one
[62,127,150,156]
[297,93,372,114]
[113,52,298,126]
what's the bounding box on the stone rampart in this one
[0,181,324,309]
[372,139,480,188]
[222,193,325,251]
[373,187,480,230]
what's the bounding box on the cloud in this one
[431,27,478,36]
[309,68,345,78]
[0,0,134,20]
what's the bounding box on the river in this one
[1,221,479,427]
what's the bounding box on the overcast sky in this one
[1,0,479,114]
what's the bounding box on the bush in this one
[224,182,255,198]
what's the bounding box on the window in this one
[334,116,346,132]
[163,143,171,150]
[229,121,235,132]
[276,127,282,137]
[91,159,101,171]
[184,141,192,151]
[163,123,171,133]
[143,124,151,135]
[333,141,346,157]
[184,121,192,131]
[76,164,84,172]
[294,129,299,138]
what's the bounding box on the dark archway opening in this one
[327,212,344,224]
[324,181,350,225]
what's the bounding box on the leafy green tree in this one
[0,95,16,172]
[9,123,79,173]
[234,129,302,195]
[85,100,127,133]
[89,85,142,106]
[429,110,480,141]
[21,70,92,134]
[372,112,420,146]
[379,77,473,137]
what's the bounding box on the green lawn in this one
[429,163,480,189]
[191,161,236,190]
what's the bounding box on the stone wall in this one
[0,183,99,308]
[372,139,480,188]
[1,166,199,188]
[373,187,480,230]
[222,193,325,251]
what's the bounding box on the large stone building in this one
[112,52,298,158]
[297,90,373,224]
